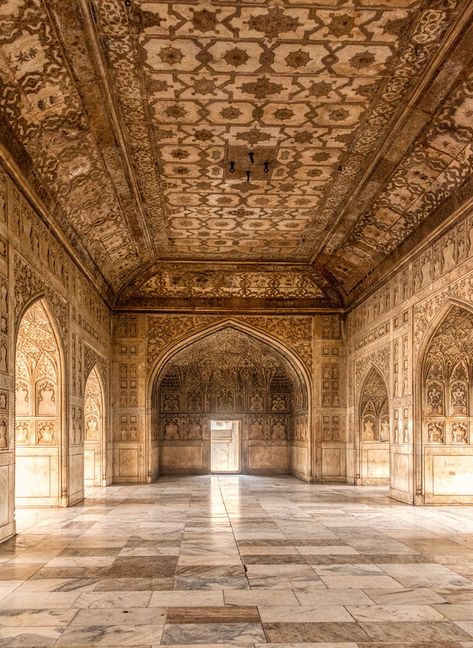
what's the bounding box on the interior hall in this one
[1,1,473,646]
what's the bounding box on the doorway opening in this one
[210,419,240,473]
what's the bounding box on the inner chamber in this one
[152,327,309,477]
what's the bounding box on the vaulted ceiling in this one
[1,0,472,307]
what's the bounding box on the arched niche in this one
[14,298,64,506]
[150,326,310,479]
[358,365,390,485]
[420,303,473,504]
[84,366,105,487]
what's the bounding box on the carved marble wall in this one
[347,206,473,504]
[112,312,346,484]
[0,162,111,543]
[153,328,306,476]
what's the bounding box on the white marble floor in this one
[2,475,473,646]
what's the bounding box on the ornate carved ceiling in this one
[1,0,472,304]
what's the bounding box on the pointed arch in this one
[416,299,473,504]
[146,319,313,482]
[357,363,390,485]
[84,366,106,487]
[147,318,312,401]
[14,296,67,506]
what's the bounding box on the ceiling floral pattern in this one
[0,0,471,301]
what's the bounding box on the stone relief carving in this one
[354,346,390,396]
[359,366,389,443]
[155,329,306,458]
[85,367,104,443]
[15,300,61,448]
[131,269,330,302]
[322,414,341,442]
[423,305,473,447]
[84,344,108,390]
[147,314,313,371]
[14,254,68,342]
[321,363,340,408]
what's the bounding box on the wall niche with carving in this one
[152,327,308,477]
[15,299,63,505]
[84,366,105,487]
[358,366,390,485]
[421,305,473,503]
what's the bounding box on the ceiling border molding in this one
[75,0,156,268]
[0,142,114,306]
[311,0,473,266]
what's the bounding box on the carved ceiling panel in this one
[0,0,472,300]
[118,263,343,307]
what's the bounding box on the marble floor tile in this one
[256,644,359,648]
[296,545,359,555]
[161,622,266,645]
[73,591,152,608]
[346,603,445,621]
[71,606,166,625]
[258,605,354,622]
[0,608,78,626]
[150,591,225,607]
[263,621,370,643]
[166,606,260,624]
[434,602,473,620]
[0,626,62,647]
[0,591,81,609]
[0,580,22,601]
[224,589,300,606]
[364,586,447,605]
[359,620,473,642]
[94,577,174,591]
[5,475,473,647]
[294,589,374,606]
[57,623,164,645]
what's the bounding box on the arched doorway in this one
[14,298,64,506]
[358,366,390,485]
[150,326,309,478]
[419,303,473,504]
[84,366,105,487]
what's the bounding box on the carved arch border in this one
[14,254,68,343]
[13,293,68,505]
[358,364,389,419]
[413,297,473,502]
[354,359,390,481]
[84,344,108,392]
[83,350,108,486]
[146,318,314,481]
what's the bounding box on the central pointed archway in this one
[148,322,312,482]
